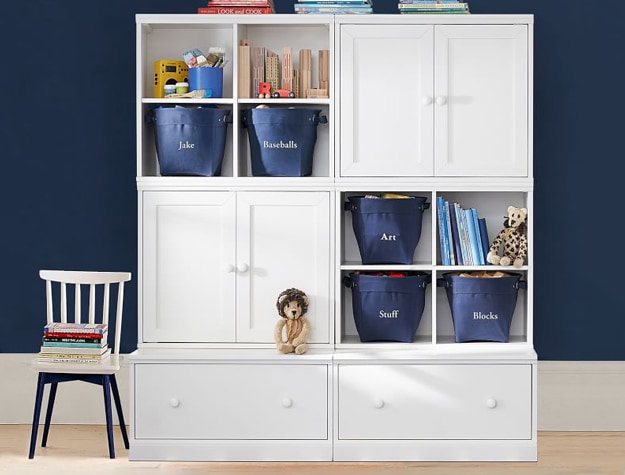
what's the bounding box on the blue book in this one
[455,204,472,265]
[464,209,481,266]
[448,202,463,265]
[42,341,106,348]
[436,196,450,265]
[469,208,485,265]
[478,218,491,264]
[444,200,455,265]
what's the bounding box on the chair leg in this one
[102,375,115,459]
[29,373,46,459]
[41,382,58,447]
[110,374,129,449]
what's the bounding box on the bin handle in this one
[342,275,354,288]
[437,278,449,288]
[420,201,431,211]
[315,114,328,125]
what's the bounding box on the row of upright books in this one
[437,196,489,266]
[37,323,110,364]
[398,0,469,14]
[294,0,373,14]
[198,0,275,15]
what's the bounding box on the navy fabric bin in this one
[153,106,230,176]
[242,108,327,176]
[344,273,431,343]
[346,196,430,265]
[439,272,526,343]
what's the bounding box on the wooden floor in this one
[2,425,625,475]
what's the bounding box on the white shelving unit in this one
[130,13,535,462]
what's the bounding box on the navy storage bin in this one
[242,108,327,176]
[153,106,230,176]
[439,272,526,343]
[343,272,431,343]
[346,196,430,265]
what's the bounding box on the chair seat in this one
[31,354,121,374]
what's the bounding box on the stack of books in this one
[398,0,469,14]
[37,323,111,364]
[437,196,490,266]
[294,0,373,15]
[198,0,274,15]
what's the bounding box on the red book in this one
[198,6,273,14]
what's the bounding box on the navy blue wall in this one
[2,0,623,358]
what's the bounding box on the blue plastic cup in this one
[188,67,223,98]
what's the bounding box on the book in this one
[436,196,450,266]
[42,340,107,348]
[44,323,107,334]
[398,2,468,8]
[448,202,463,265]
[478,217,491,264]
[198,6,273,13]
[467,208,484,266]
[455,204,472,265]
[444,199,455,265]
[36,353,111,364]
[294,5,372,12]
[39,345,109,355]
[42,332,106,340]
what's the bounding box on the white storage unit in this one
[130,13,535,462]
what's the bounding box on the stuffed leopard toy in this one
[486,206,528,268]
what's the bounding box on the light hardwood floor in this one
[1,425,625,475]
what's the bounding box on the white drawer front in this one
[135,363,328,440]
[338,364,531,440]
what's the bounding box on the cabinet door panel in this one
[434,25,528,176]
[340,25,434,177]
[236,192,331,343]
[142,191,236,342]
[338,364,532,440]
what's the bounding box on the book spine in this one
[470,208,485,265]
[198,7,273,13]
[466,209,482,266]
[42,341,105,348]
[37,357,109,364]
[478,218,491,264]
[448,202,463,266]
[436,197,450,266]
[456,205,472,266]
[44,324,106,334]
[43,334,104,341]
[444,199,455,265]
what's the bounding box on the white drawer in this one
[135,363,329,440]
[338,364,532,440]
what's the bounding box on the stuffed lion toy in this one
[274,288,311,355]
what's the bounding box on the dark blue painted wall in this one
[2,0,623,359]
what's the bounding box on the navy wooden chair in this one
[29,270,131,459]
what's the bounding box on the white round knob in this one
[224,264,235,273]
[435,96,447,106]
[486,398,497,409]
[421,96,433,105]
[169,398,180,408]
[282,398,293,408]
[237,263,249,273]
[373,399,385,409]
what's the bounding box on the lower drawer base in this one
[129,439,333,462]
[333,439,537,462]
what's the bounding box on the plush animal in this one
[274,288,311,355]
[486,206,528,268]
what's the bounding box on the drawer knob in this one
[282,398,293,408]
[224,264,235,273]
[421,96,433,105]
[486,398,498,409]
[435,96,447,106]
[169,398,180,408]
[237,263,249,273]
[373,399,385,409]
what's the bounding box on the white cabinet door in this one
[236,192,331,343]
[434,25,528,177]
[339,25,434,177]
[142,191,236,343]
[339,23,528,178]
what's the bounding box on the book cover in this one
[478,217,491,264]
[448,202,463,265]
[44,323,107,334]
[455,204,472,265]
[42,332,106,340]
